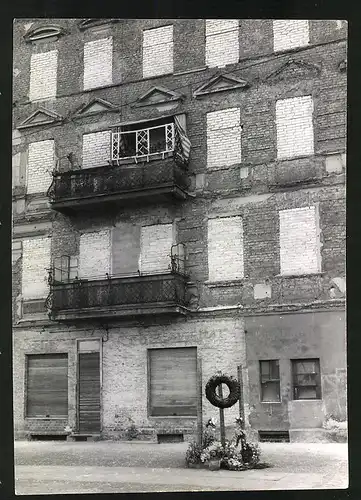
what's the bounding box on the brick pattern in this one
[82,131,111,169]
[208,216,244,281]
[26,140,54,194]
[207,108,242,168]
[205,19,239,68]
[29,50,58,101]
[276,96,314,159]
[83,37,113,90]
[79,230,111,279]
[143,25,174,78]
[22,237,51,299]
[273,20,309,52]
[140,224,173,273]
[279,206,321,275]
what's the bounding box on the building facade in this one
[12,19,347,443]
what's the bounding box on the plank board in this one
[78,352,101,433]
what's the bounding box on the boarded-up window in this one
[29,50,58,101]
[82,131,111,169]
[279,206,321,275]
[26,354,68,417]
[207,108,242,168]
[273,20,309,52]
[205,20,239,68]
[22,237,51,299]
[143,25,173,78]
[140,224,173,273]
[208,216,244,281]
[149,347,197,416]
[83,37,113,90]
[112,224,141,276]
[79,230,111,279]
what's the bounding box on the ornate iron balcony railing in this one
[47,157,188,207]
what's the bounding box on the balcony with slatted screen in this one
[47,123,189,214]
[46,248,189,321]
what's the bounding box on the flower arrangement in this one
[185,441,204,465]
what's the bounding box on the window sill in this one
[25,417,67,420]
[275,272,324,279]
[291,399,322,402]
[148,416,197,419]
[205,279,244,288]
[260,401,282,404]
[83,82,117,93]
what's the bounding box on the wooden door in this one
[78,352,101,433]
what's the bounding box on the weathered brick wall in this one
[83,37,113,90]
[22,237,51,299]
[82,130,111,168]
[205,20,239,68]
[273,20,309,52]
[29,50,58,101]
[26,139,54,194]
[79,230,111,278]
[142,25,174,78]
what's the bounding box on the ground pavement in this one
[14,440,348,494]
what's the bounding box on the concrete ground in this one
[14,440,348,494]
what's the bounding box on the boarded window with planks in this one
[149,347,197,416]
[26,354,68,417]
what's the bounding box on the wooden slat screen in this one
[78,352,101,433]
[149,347,197,416]
[27,354,68,417]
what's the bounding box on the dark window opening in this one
[292,358,321,400]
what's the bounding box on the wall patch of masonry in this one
[276,95,314,159]
[207,108,242,168]
[26,140,54,194]
[279,205,321,276]
[143,25,174,78]
[208,216,244,282]
[79,230,111,278]
[140,223,173,273]
[22,237,51,299]
[205,20,239,68]
[82,131,111,168]
[83,37,113,90]
[273,20,309,52]
[29,50,58,101]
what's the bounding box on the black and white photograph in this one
[11,18,347,495]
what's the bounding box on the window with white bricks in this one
[83,37,113,90]
[140,223,174,273]
[273,20,309,52]
[82,131,111,169]
[29,50,58,101]
[79,230,111,279]
[143,25,174,78]
[205,19,239,68]
[279,206,321,275]
[26,139,54,194]
[276,96,314,159]
[22,237,51,299]
[207,108,242,168]
[208,216,244,281]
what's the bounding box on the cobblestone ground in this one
[13,441,348,494]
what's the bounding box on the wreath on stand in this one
[205,374,240,409]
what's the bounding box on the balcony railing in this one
[47,156,188,213]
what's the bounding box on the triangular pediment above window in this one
[78,19,119,31]
[23,24,66,42]
[72,98,119,119]
[17,108,64,130]
[134,86,184,108]
[193,73,249,98]
[266,59,321,83]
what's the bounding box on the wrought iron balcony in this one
[46,272,189,321]
[47,156,189,214]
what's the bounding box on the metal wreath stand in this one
[205,373,241,447]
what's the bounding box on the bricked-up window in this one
[273,20,309,52]
[22,237,51,299]
[149,347,197,416]
[26,139,55,194]
[260,360,280,402]
[205,20,239,68]
[140,223,174,274]
[26,354,68,417]
[83,37,113,90]
[292,359,321,400]
[279,206,321,276]
[79,230,111,279]
[143,25,173,78]
[207,108,242,168]
[82,130,111,169]
[208,216,244,281]
[29,50,58,101]
[276,96,314,159]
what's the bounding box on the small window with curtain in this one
[260,360,280,402]
[292,359,321,400]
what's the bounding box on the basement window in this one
[292,359,321,400]
[260,360,280,402]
